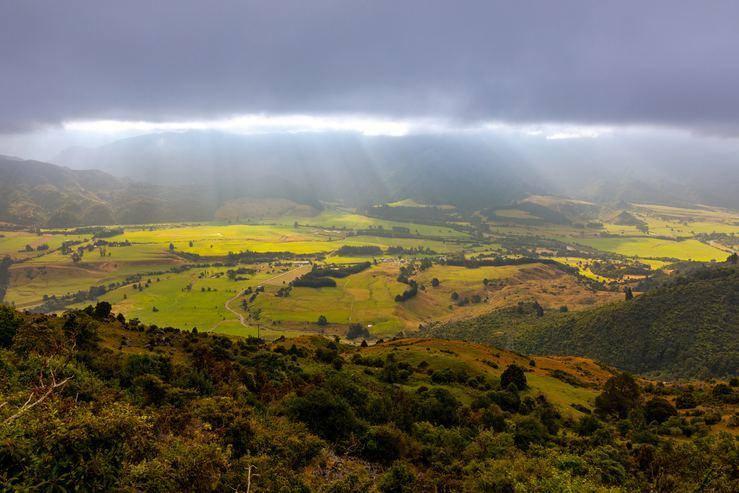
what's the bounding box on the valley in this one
[1,197,736,351]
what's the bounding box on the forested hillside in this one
[427,266,738,379]
[0,304,736,491]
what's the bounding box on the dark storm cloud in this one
[1,0,739,132]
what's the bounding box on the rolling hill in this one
[426,264,739,379]
[0,155,217,226]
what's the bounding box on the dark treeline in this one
[292,262,372,288]
[0,256,11,302]
[336,245,383,256]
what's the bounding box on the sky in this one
[2,1,739,161]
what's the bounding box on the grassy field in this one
[276,209,468,238]
[2,204,734,341]
[562,236,727,261]
[244,262,620,338]
[0,231,90,260]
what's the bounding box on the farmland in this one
[1,202,736,340]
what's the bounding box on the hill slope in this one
[427,266,738,379]
[1,305,736,491]
[0,155,216,226]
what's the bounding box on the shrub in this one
[378,462,416,493]
[481,404,507,432]
[675,392,697,409]
[416,388,461,426]
[362,424,409,463]
[93,301,112,319]
[644,398,677,424]
[512,415,548,450]
[286,388,363,442]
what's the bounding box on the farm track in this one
[221,265,310,330]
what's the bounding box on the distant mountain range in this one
[56,131,539,210]
[56,131,739,210]
[0,155,216,226]
[3,130,738,227]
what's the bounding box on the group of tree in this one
[0,304,736,491]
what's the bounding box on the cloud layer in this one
[2,1,739,133]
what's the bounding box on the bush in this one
[378,462,416,493]
[286,388,363,442]
[481,404,507,432]
[362,425,409,463]
[489,388,521,413]
[575,414,602,436]
[644,398,677,424]
[93,301,112,319]
[416,388,461,426]
[512,415,548,450]
[675,392,697,409]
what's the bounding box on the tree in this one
[500,364,527,391]
[431,278,440,287]
[624,287,634,300]
[0,304,22,348]
[346,323,370,339]
[93,301,112,319]
[317,315,328,326]
[644,398,677,424]
[595,373,641,419]
[533,301,544,317]
[169,243,175,252]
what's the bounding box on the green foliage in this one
[346,323,370,340]
[1,307,737,491]
[378,462,416,493]
[595,373,641,419]
[500,364,527,391]
[432,266,739,379]
[643,397,677,424]
[0,304,22,347]
[286,388,363,442]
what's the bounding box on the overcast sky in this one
[2,1,739,159]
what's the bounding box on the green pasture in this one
[0,231,90,260]
[86,265,280,331]
[562,236,727,261]
[276,209,468,238]
[251,262,409,335]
